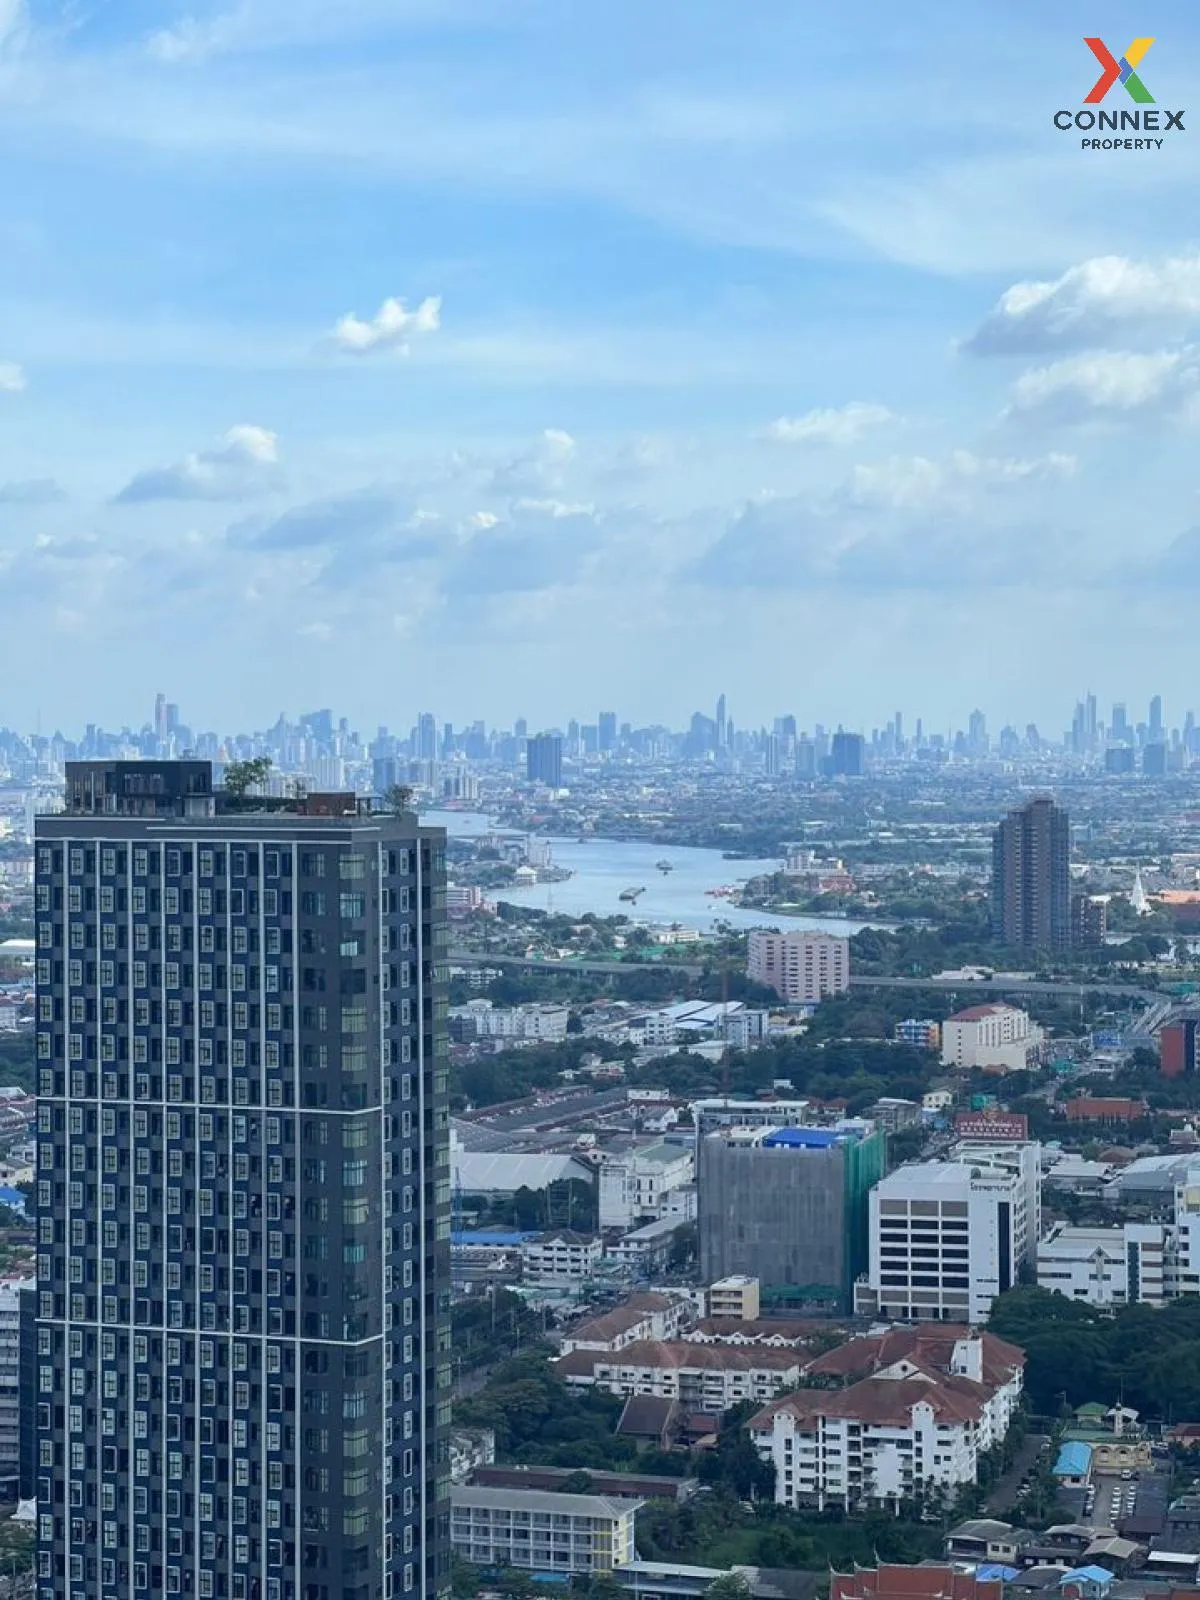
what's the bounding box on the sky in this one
[2,0,1200,737]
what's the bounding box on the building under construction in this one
[697,1121,885,1311]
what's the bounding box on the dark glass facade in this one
[32,766,450,1600]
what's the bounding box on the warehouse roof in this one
[452,1151,591,1193]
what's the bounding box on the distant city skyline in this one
[1,687,1196,753]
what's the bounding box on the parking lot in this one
[1084,1468,1142,1529]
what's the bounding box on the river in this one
[420,809,873,935]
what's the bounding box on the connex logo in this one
[1083,36,1154,102]
[1053,36,1185,150]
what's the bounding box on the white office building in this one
[1037,1222,1170,1307]
[598,1142,695,1230]
[941,1004,1042,1073]
[856,1154,1039,1325]
[747,930,849,1004]
[450,1485,639,1575]
[520,1230,604,1290]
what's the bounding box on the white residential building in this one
[1037,1222,1170,1307]
[450,1485,639,1574]
[598,1142,695,1230]
[856,1153,1039,1325]
[749,1329,1024,1512]
[747,930,849,1004]
[941,1004,1043,1073]
[0,1280,27,1492]
[449,1427,497,1483]
[451,999,571,1043]
[520,1230,603,1290]
[560,1292,692,1354]
[556,1339,803,1415]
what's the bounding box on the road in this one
[983,1432,1049,1515]
[452,949,1167,1003]
[850,975,1165,1002]
[451,949,705,976]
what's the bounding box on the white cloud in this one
[115,423,281,502]
[966,255,1200,356]
[1007,349,1196,421]
[331,295,442,355]
[147,14,237,64]
[0,361,26,392]
[489,428,576,494]
[764,401,892,446]
[842,449,1075,510]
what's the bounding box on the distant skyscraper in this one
[763,734,781,777]
[30,761,450,1600]
[1112,702,1129,743]
[687,713,717,759]
[827,731,863,777]
[598,712,617,753]
[1150,695,1164,742]
[1105,746,1135,775]
[715,694,727,750]
[968,709,987,755]
[514,717,527,740]
[991,795,1072,949]
[417,711,437,761]
[1086,692,1098,752]
[894,711,903,751]
[1143,742,1167,777]
[527,733,563,787]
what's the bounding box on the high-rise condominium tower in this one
[990,795,1072,950]
[29,761,450,1600]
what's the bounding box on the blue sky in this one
[2,0,1200,736]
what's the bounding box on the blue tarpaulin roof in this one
[761,1127,842,1149]
[1060,1567,1113,1587]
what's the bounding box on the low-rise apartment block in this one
[708,1275,761,1321]
[450,1485,638,1575]
[450,999,571,1044]
[560,1293,693,1355]
[520,1230,604,1290]
[556,1339,803,1416]
[749,1329,1024,1512]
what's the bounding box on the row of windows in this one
[43,1107,302,1141]
[41,845,406,880]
